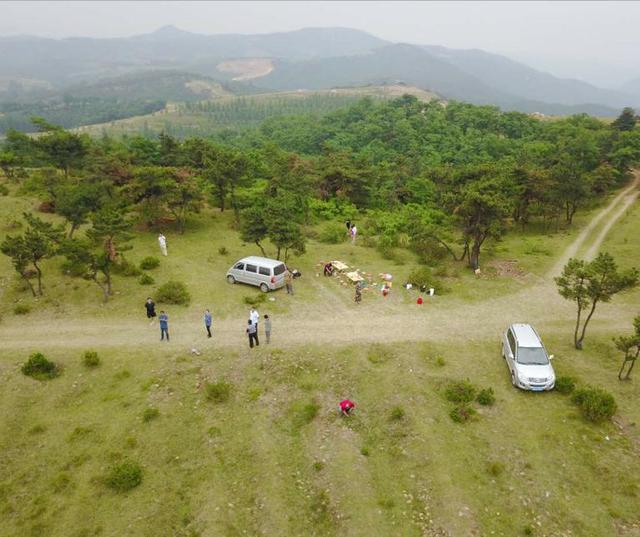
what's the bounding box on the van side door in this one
[245,263,259,286]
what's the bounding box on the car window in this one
[273,264,285,276]
[234,263,244,270]
[259,266,270,276]
[517,347,549,365]
[507,330,516,355]
[245,264,258,273]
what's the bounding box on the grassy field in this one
[1,180,639,537]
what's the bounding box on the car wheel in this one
[227,275,236,284]
[260,283,269,293]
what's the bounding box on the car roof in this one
[236,256,285,267]
[510,323,543,347]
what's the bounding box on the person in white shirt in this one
[158,233,167,256]
[350,225,357,244]
[250,307,259,327]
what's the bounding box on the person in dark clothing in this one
[145,297,156,324]
[354,282,362,304]
[246,319,259,348]
[159,311,169,341]
[345,219,351,232]
[204,309,212,338]
[324,262,334,277]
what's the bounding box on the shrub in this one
[367,344,394,364]
[390,406,405,421]
[487,461,505,477]
[139,256,160,270]
[318,222,347,244]
[476,388,496,406]
[449,405,476,423]
[82,350,100,368]
[104,460,143,492]
[243,293,266,306]
[157,280,191,305]
[407,266,449,294]
[435,355,446,367]
[444,380,477,404]
[0,184,9,196]
[138,273,155,286]
[572,387,617,423]
[555,375,576,395]
[218,246,229,255]
[205,381,232,403]
[292,401,319,427]
[13,303,31,315]
[142,407,160,422]
[22,352,59,380]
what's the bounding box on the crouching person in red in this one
[339,399,356,416]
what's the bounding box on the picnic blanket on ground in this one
[345,271,365,283]
[332,260,350,271]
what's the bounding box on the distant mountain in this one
[0,26,635,116]
[619,78,640,104]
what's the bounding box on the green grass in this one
[1,184,639,535]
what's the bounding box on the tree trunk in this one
[34,262,43,295]
[68,223,78,239]
[22,273,37,297]
[573,300,583,350]
[469,241,481,270]
[576,299,598,349]
[255,240,267,257]
[276,246,281,260]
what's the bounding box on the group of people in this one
[145,298,272,348]
[345,220,358,244]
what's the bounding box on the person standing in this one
[345,219,351,233]
[204,309,212,338]
[159,311,169,341]
[284,269,294,295]
[250,307,259,328]
[264,314,272,344]
[354,282,362,304]
[158,233,168,256]
[145,297,156,324]
[350,224,358,245]
[246,319,259,348]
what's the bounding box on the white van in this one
[226,256,287,292]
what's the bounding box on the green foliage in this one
[487,461,505,477]
[138,273,155,286]
[243,293,266,306]
[318,222,347,244]
[611,107,637,132]
[291,400,320,428]
[367,344,394,364]
[389,406,405,421]
[449,405,476,423]
[217,246,229,256]
[444,380,477,404]
[13,303,31,315]
[139,256,160,270]
[82,350,100,368]
[614,315,640,380]
[0,184,9,196]
[21,352,59,380]
[142,407,160,422]
[555,376,577,395]
[476,388,496,406]
[104,460,143,492]
[205,381,232,403]
[156,280,191,305]
[115,258,142,277]
[572,387,617,423]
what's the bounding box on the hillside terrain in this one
[0,26,638,120]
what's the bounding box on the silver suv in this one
[502,323,555,391]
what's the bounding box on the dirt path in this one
[1,177,638,352]
[548,171,640,276]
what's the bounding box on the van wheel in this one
[227,275,236,284]
[260,283,269,293]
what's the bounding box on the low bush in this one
[82,350,100,368]
[572,387,617,423]
[0,184,9,196]
[243,293,266,306]
[487,461,505,477]
[318,222,348,244]
[476,388,496,406]
[139,256,160,270]
[138,273,155,286]
[292,401,320,427]
[206,381,232,403]
[13,303,31,315]
[367,344,394,364]
[22,352,59,380]
[218,246,229,255]
[390,406,405,421]
[157,280,191,305]
[104,460,143,492]
[444,380,477,404]
[449,405,476,423]
[114,258,142,277]
[555,375,576,395]
[142,407,160,422]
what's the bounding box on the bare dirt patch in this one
[216,58,274,81]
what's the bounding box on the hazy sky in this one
[1,1,639,87]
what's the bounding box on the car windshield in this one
[517,347,549,365]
